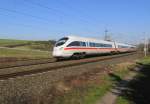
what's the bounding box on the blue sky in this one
[0,0,150,44]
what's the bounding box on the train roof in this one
[115,42,136,47]
[62,35,135,47]
[66,35,114,44]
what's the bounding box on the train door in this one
[113,41,118,52]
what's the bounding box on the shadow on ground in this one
[117,63,150,104]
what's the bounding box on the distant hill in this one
[0,39,56,51]
[0,39,31,47]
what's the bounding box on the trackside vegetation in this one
[53,76,112,104]
[51,63,134,104]
[116,56,150,104]
[137,56,150,65]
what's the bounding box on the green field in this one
[0,39,55,58]
[0,48,52,58]
[16,41,55,51]
[0,39,55,50]
[0,39,31,47]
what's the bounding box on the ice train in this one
[52,36,136,59]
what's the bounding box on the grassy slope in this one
[16,41,55,51]
[53,63,133,104]
[0,48,51,58]
[116,56,150,104]
[53,76,112,104]
[0,39,55,58]
[116,96,130,104]
[0,39,31,47]
[138,56,150,65]
[0,39,55,50]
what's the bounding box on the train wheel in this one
[110,51,116,55]
[72,53,85,59]
[72,53,80,59]
[80,52,86,59]
[55,58,62,61]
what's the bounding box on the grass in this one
[0,39,55,58]
[16,41,55,51]
[116,56,150,104]
[137,56,150,65]
[0,39,55,51]
[0,39,31,47]
[116,96,130,104]
[113,64,134,79]
[82,77,112,104]
[53,77,112,104]
[0,63,135,104]
[0,47,52,58]
[52,63,133,104]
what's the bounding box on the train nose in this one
[52,47,63,57]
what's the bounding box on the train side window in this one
[89,42,96,47]
[55,37,68,47]
[89,42,92,47]
[103,44,112,47]
[95,43,99,47]
[118,45,128,48]
[67,41,80,47]
[100,43,104,47]
[80,42,86,47]
[95,43,112,48]
[89,42,112,48]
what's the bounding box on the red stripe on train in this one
[64,47,116,50]
[64,47,131,51]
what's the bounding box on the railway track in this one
[0,58,56,69]
[0,52,137,80]
[0,56,54,62]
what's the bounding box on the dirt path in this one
[96,68,139,104]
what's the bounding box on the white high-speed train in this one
[52,36,136,59]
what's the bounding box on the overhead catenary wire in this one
[22,0,102,35]
[57,0,100,26]
[22,0,99,26]
[23,0,66,16]
[0,1,101,36]
[0,7,53,23]
[0,12,55,29]
[0,11,96,36]
[0,13,34,27]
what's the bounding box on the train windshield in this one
[55,37,68,47]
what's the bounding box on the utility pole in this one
[104,29,108,41]
[104,29,112,41]
[105,29,108,37]
[144,37,147,57]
